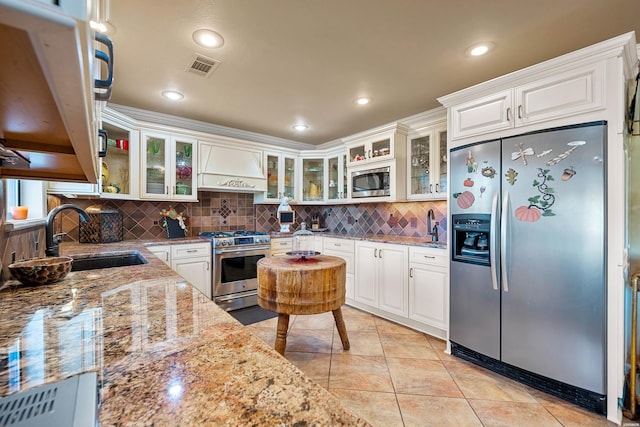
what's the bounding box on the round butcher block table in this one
[257,254,350,355]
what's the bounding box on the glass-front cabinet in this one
[141,131,197,201]
[100,118,139,199]
[264,152,297,203]
[407,123,447,200]
[301,157,324,202]
[327,151,348,201]
[344,123,408,167]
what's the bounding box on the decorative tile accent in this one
[255,200,447,241]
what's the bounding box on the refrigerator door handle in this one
[500,190,510,292]
[490,192,499,291]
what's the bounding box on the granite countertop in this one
[270,231,448,249]
[0,241,369,426]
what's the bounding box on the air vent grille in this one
[186,54,221,78]
[0,387,57,425]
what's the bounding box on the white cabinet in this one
[141,131,197,201]
[263,152,297,202]
[47,181,99,196]
[99,117,140,199]
[171,243,211,299]
[343,123,408,167]
[148,245,171,266]
[448,63,604,141]
[300,157,325,203]
[322,237,355,301]
[354,241,408,317]
[147,242,211,298]
[406,123,447,200]
[270,237,292,256]
[326,150,348,202]
[408,247,448,332]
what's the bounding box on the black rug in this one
[229,305,278,325]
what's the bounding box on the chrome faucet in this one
[45,204,91,257]
[427,209,439,242]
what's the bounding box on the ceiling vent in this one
[186,54,221,78]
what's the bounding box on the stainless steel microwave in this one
[351,166,390,198]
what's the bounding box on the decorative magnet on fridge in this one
[463,178,474,187]
[505,168,518,185]
[481,166,496,178]
[453,191,475,209]
[561,167,577,181]
[546,141,585,166]
[466,151,477,173]
[511,143,534,165]
[515,168,556,222]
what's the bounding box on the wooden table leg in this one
[275,313,290,355]
[332,308,350,350]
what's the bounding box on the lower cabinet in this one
[322,237,355,301]
[147,242,212,299]
[354,241,408,317]
[408,247,448,332]
[270,237,292,256]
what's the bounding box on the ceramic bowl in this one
[9,257,73,286]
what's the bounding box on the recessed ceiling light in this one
[192,29,224,48]
[162,90,184,101]
[354,97,373,105]
[292,124,308,131]
[465,42,495,57]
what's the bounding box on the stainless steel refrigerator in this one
[449,121,607,413]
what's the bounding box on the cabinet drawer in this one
[271,238,292,255]
[409,247,447,267]
[322,237,355,253]
[171,242,211,259]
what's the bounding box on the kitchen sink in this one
[71,252,148,271]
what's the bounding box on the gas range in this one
[199,230,271,249]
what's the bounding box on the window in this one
[5,179,46,221]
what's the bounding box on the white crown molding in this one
[107,103,316,151]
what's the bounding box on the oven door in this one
[214,246,270,298]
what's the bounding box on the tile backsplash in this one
[48,192,447,242]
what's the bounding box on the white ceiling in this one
[106,0,640,146]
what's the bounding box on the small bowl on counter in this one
[9,257,73,286]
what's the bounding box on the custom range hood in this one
[0,0,113,182]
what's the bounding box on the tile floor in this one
[247,306,616,426]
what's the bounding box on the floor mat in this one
[229,305,278,325]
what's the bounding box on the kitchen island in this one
[0,241,369,426]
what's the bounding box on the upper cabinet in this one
[141,131,197,201]
[301,157,325,203]
[344,123,408,166]
[100,117,140,199]
[263,152,297,203]
[326,151,348,202]
[407,123,447,200]
[444,62,605,142]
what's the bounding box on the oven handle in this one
[215,246,271,255]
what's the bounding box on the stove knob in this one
[214,240,221,247]
[221,240,227,246]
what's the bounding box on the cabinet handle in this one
[187,249,198,253]
[506,107,511,121]
[206,261,210,271]
[334,243,341,247]
[424,255,436,259]
[429,184,433,194]
[166,186,169,195]
[367,149,372,159]
[435,183,439,193]
[378,249,382,259]
[518,105,523,119]
[409,267,413,278]
[374,249,378,258]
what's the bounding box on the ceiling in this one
[106,0,640,147]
